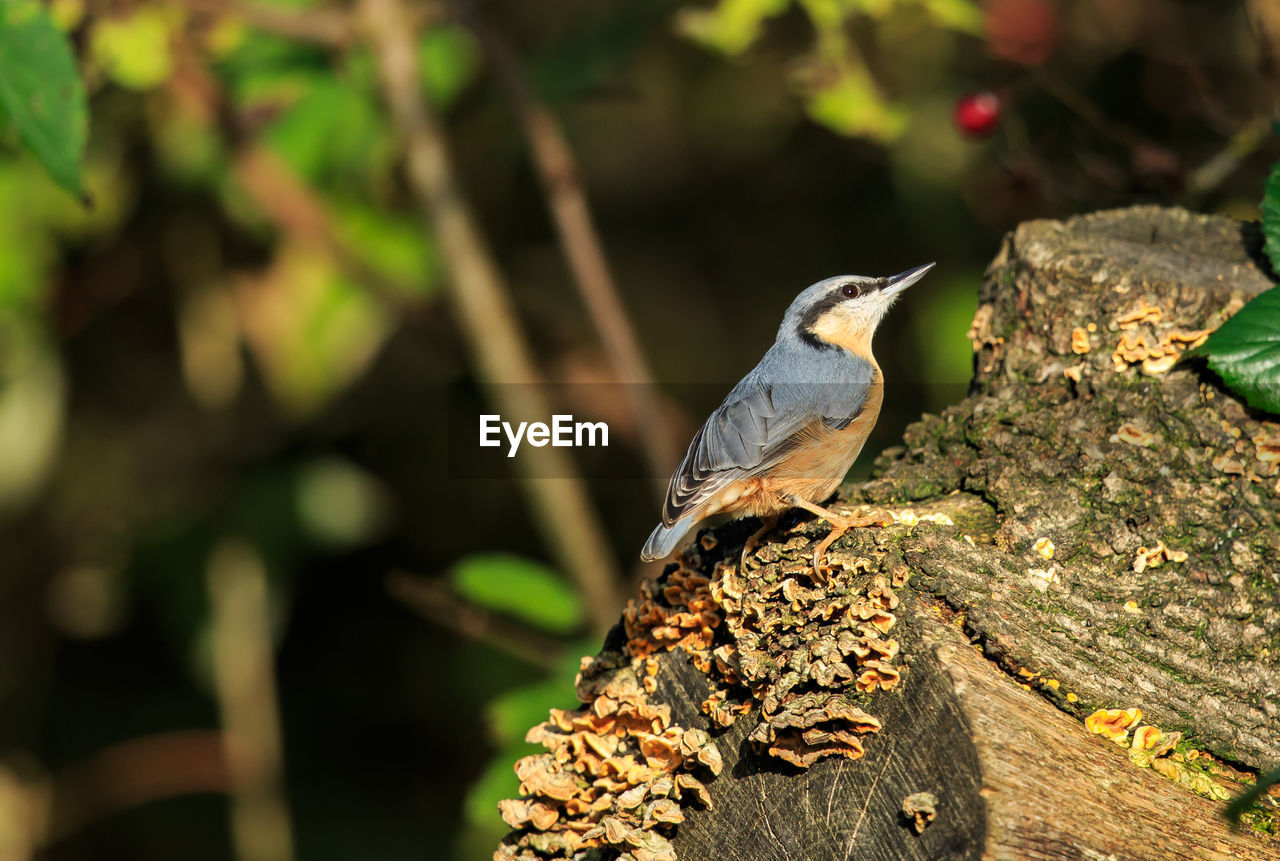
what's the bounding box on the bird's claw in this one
[738,514,779,573]
[803,506,895,583]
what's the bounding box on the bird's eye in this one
[841,283,859,298]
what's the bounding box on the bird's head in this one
[783,263,935,355]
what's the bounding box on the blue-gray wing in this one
[659,352,874,527]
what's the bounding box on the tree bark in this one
[496,206,1280,861]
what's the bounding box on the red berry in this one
[954,91,1002,137]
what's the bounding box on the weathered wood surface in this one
[497,207,1280,861]
[656,614,987,861]
[875,206,1279,769]
[670,611,1277,861]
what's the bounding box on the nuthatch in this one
[641,264,934,576]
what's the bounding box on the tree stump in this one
[496,207,1280,861]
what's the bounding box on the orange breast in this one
[699,371,884,519]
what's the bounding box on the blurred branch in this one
[43,731,231,847]
[233,147,333,239]
[179,1,441,48]
[1185,117,1273,201]
[164,38,429,319]
[207,541,295,861]
[387,571,564,670]
[458,5,679,493]
[230,145,419,310]
[180,0,356,47]
[1032,69,1155,153]
[358,0,625,632]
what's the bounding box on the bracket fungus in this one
[1085,707,1144,743]
[1109,314,1211,376]
[1131,541,1188,573]
[497,524,916,859]
[901,791,940,834]
[1115,299,1163,329]
[1085,713,1242,805]
[495,658,722,861]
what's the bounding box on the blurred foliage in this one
[235,242,392,414]
[909,271,980,384]
[0,319,64,511]
[0,0,87,197]
[0,0,1273,859]
[420,26,482,107]
[296,456,392,547]
[91,6,179,91]
[450,554,584,635]
[448,559,589,855]
[677,0,980,139]
[460,644,591,856]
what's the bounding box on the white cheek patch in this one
[810,305,875,353]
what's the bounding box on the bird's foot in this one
[782,496,893,583]
[739,514,779,572]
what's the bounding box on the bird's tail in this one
[641,519,694,562]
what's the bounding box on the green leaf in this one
[329,200,439,293]
[802,62,908,140]
[90,7,176,90]
[0,1,87,199]
[921,0,984,35]
[419,25,480,108]
[487,678,570,747]
[464,742,532,830]
[218,30,329,104]
[465,643,592,830]
[675,0,791,55]
[485,643,589,745]
[450,554,583,634]
[237,246,390,416]
[1261,123,1280,274]
[262,77,388,186]
[791,5,908,141]
[1188,287,1280,415]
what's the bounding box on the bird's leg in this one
[739,514,779,572]
[782,495,894,581]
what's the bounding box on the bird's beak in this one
[883,262,935,295]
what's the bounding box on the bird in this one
[641,263,934,578]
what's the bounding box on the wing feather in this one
[660,348,874,526]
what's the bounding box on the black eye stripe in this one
[796,292,843,347]
[841,279,889,299]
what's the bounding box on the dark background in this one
[1,0,1276,858]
